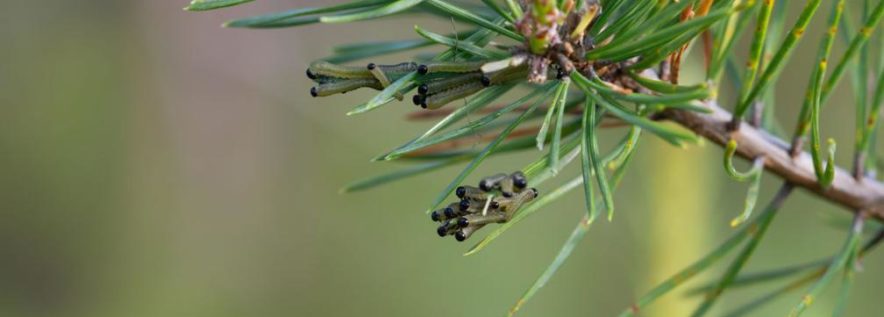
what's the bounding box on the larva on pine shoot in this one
[421,72,483,95]
[417,61,487,75]
[422,81,484,109]
[310,78,383,97]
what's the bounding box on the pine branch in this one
[665,102,884,221]
[190,1,884,315]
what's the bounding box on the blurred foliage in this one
[1,1,883,317]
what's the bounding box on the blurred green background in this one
[1,1,882,316]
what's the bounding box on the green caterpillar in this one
[418,72,483,95]
[482,65,530,86]
[421,81,484,109]
[417,61,486,75]
[307,61,417,80]
[310,78,383,97]
[308,61,374,79]
[307,61,419,98]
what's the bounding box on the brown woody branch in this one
[664,102,884,221]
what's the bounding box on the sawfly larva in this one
[422,81,484,109]
[367,63,392,88]
[454,224,485,241]
[478,173,509,191]
[455,185,488,201]
[482,65,529,86]
[422,72,483,95]
[310,78,383,97]
[498,176,516,197]
[417,61,486,75]
[374,62,418,74]
[478,171,529,195]
[458,197,498,214]
[308,61,374,79]
[367,63,405,100]
[497,188,538,212]
[456,212,507,228]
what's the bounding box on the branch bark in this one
[664,103,884,221]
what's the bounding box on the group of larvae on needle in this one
[305,61,548,241]
[304,1,619,240]
[433,172,537,241]
[305,58,570,109]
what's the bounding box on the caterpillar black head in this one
[412,94,425,106]
[310,87,318,97]
[456,186,466,198]
[418,84,429,95]
[366,63,377,70]
[454,230,467,242]
[459,199,471,211]
[306,69,317,80]
[417,64,429,75]
[481,76,491,87]
[512,172,528,189]
[443,207,457,219]
[436,223,449,237]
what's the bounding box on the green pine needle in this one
[185,0,253,11]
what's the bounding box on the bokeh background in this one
[2,1,882,316]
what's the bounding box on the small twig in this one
[854,152,866,182]
[665,102,884,221]
[749,100,763,127]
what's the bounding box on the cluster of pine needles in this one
[190,0,884,316]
